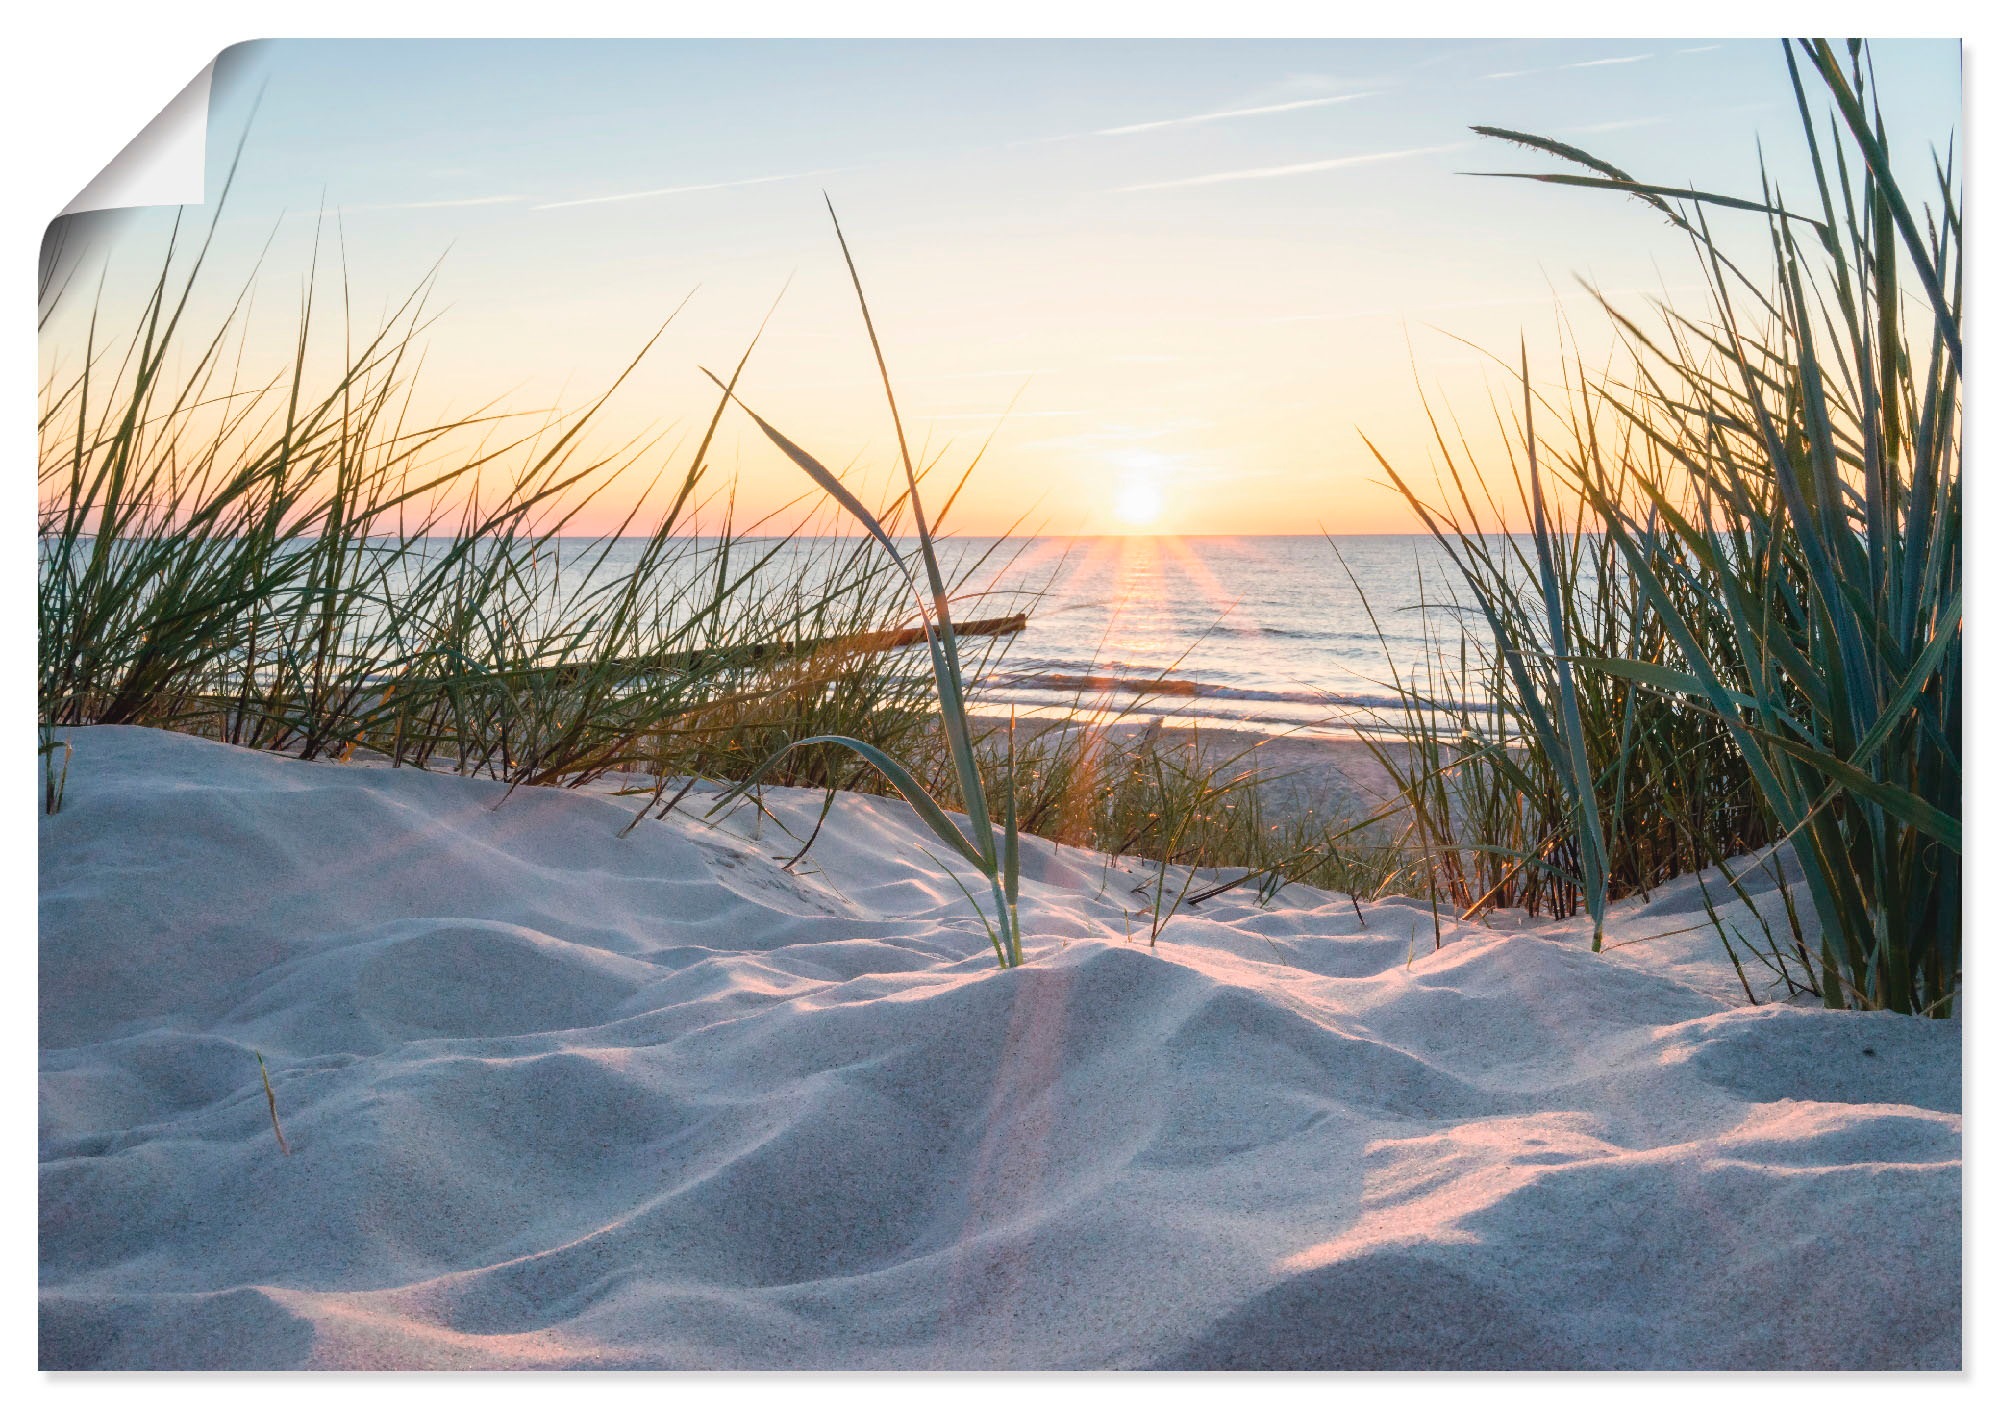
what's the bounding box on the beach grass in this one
[1370,39,1959,1013]
[36,192,1394,963]
[1004,718,1409,920]
[702,204,1030,966]
[38,39,1955,1011]
[697,207,1412,959]
[36,181,1008,805]
[254,1052,291,1157]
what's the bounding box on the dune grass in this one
[38,188,1402,973]
[701,205,1030,966]
[1369,39,1959,1013]
[44,42,1947,1005]
[997,717,1409,923]
[254,1052,291,1157]
[40,728,72,816]
[699,207,1420,963]
[35,187,1015,803]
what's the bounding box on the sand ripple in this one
[39,727,1959,1369]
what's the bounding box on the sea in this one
[387,532,1495,738]
[945,535,1484,737]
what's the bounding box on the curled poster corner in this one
[59,61,215,217]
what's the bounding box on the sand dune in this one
[39,726,1959,1369]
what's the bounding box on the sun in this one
[1113,476,1165,528]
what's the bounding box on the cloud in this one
[923,409,1081,423]
[1562,116,1667,135]
[1095,92,1370,137]
[1015,419,1214,451]
[399,194,523,209]
[339,194,525,213]
[1560,100,1772,140]
[534,170,827,211]
[1115,141,1468,194]
[1565,53,1656,70]
[920,367,1058,383]
[1259,282,1712,324]
[1485,52,1655,80]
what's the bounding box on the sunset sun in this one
[1113,476,1165,528]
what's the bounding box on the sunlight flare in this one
[1114,475,1165,528]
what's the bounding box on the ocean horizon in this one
[442,531,1503,734]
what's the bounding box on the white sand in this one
[1002,716,1412,824]
[39,726,1960,1369]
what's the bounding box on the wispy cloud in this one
[923,409,1081,423]
[340,194,525,213]
[1677,44,1723,55]
[1486,52,1654,81]
[1015,419,1214,452]
[1116,141,1467,194]
[1095,92,1370,137]
[1260,282,1711,324]
[534,170,827,211]
[1562,100,1773,139]
[1562,116,1668,136]
[400,194,523,209]
[920,367,1057,383]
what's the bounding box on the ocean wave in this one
[974,670,1494,715]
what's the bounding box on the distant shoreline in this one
[985,713,1412,827]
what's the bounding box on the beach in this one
[35,32,1963,1378]
[38,725,1961,1370]
[995,715,1414,833]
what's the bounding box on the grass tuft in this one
[1371,38,1959,1013]
[255,1052,290,1156]
[703,203,1027,967]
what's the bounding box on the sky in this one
[42,38,1963,537]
